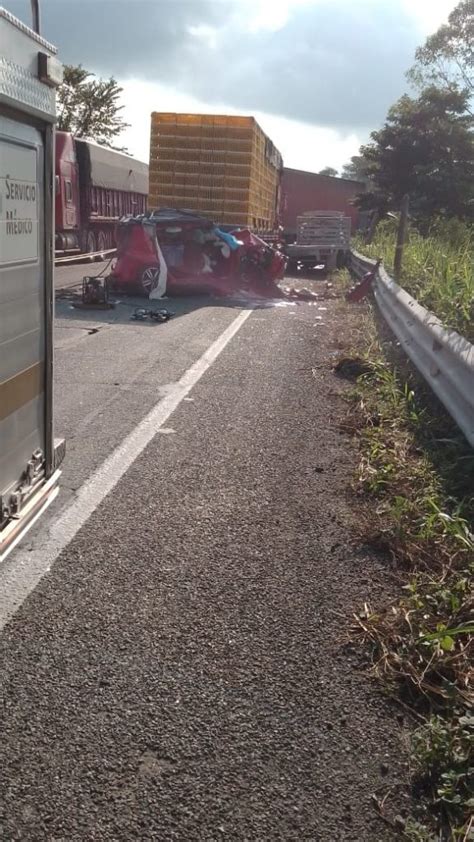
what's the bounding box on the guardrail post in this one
[394,194,409,282]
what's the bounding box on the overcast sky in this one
[9,0,458,171]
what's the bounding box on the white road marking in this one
[0,308,253,631]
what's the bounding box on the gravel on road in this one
[0,283,409,840]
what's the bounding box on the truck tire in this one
[85,230,96,257]
[336,250,348,269]
[97,230,107,258]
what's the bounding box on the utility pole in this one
[30,0,40,32]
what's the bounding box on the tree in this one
[358,87,474,220]
[340,155,372,184]
[57,65,129,149]
[318,166,338,177]
[408,0,473,106]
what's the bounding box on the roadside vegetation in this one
[338,294,474,841]
[344,0,473,350]
[353,220,474,343]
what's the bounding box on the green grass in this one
[341,306,474,840]
[354,219,474,343]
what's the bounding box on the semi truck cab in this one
[55,131,80,246]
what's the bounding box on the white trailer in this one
[0,4,64,561]
[285,210,351,270]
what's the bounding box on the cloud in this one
[400,0,459,33]
[120,78,362,172]
[178,0,421,131]
[6,0,458,171]
[6,0,441,132]
[7,0,235,76]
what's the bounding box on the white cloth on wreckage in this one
[149,240,168,299]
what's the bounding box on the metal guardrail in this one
[350,249,474,447]
[55,248,116,265]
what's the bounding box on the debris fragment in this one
[334,357,373,380]
[131,308,174,322]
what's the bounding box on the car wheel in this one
[140,265,161,295]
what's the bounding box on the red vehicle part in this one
[346,260,381,302]
[109,210,287,298]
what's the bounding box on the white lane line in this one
[0,308,253,631]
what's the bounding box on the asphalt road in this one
[0,271,408,840]
[55,257,114,291]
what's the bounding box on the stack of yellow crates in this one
[149,113,283,229]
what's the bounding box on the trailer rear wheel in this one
[97,230,107,257]
[85,230,96,257]
[336,250,348,269]
[140,265,161,295]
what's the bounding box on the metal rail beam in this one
[55,248,116,265]
[350,249,474,447]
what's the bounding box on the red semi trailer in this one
[55,131,149,254]
[281,167,365,241]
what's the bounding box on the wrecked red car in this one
[108,209,287,298]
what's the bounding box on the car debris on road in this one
[131,307,174,323]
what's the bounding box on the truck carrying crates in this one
[149,113,283,231]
